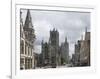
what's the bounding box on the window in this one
[25,44,27,55]
[28,47,30,55]
[20,40,24,54]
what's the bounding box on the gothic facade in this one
[72,40,81,66]
[41,28,69,68]
[60,38,69,65]
[20,10,36,69]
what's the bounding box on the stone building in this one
[41,41,50,67]
[34,53,42,68]
[60,38,69,65]
[20,10,36,69]
[41,28,60,68]
[73,40,81,66]
[71,54,76,66]
[40,28,69,68]
[49,28,60,67]
[80,31,90,66]
[72,28,90,66]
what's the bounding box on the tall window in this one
[25,44,27,55]
[28,46,30,55]
[31,48,32,56]
[20,40,24,54]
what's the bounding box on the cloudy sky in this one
[21,9,90,57]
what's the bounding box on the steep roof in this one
[24,9,33,29]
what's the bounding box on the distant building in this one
[34,53,42,68]
[60,38,69,65]
[71,54,76,66]
[73,40,81,66]
[49,28,60,67]
[40,28,69,68]
[41,41,50,67]
[41,29,60,68]
[72,28,90,66]
[80,31,90,66]
[20,10,36,69]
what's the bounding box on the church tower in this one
[60,37,69,65]
[24,9,35,43]
[49,28,59,67]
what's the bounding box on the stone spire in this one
[85,26,87,33]
[65,37,67,43]
[85,27,90,40]
[53,28,55,31]
[24,9,33,29]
